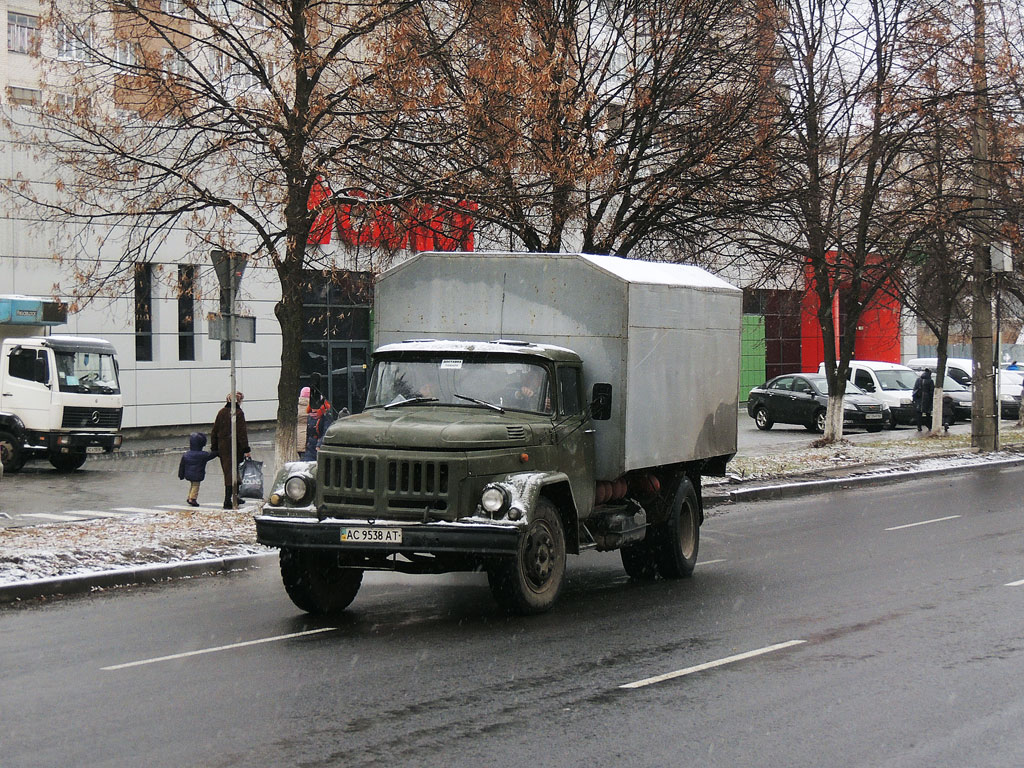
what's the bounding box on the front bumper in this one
[255,513,520,556]
[24,430,121,453]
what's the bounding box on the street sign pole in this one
[211,249,249,509]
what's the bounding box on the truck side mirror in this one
[590,383,613,421]
[33,358,49,386]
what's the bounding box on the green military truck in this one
[256,252,741,614]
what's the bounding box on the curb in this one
[0,552,277,605]
[704,455,1024,507]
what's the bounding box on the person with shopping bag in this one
[210,391,251,509]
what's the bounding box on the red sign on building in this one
[306,177,477,252]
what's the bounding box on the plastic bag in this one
[238,457,264,499]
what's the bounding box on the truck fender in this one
[502,472,581,555]
[0,412,26,439]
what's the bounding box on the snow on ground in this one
[3,428,1024,586]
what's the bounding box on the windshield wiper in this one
[384,396,439,410]
[454,393,505,412]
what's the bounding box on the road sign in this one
[207,314,256,342]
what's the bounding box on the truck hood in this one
[321,407,541,450]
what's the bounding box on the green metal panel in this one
[741,315,766,401]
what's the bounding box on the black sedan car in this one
[747,373,890,433]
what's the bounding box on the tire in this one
[49,450,87,473]
[753,406,773,431]
[657,477,700,579]
[488,497,566,615]
[621,538,660,580]
[810,409,826,433]
[279,547,363,615]
[0,430,25,473]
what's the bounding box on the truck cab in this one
[0,333,123,472]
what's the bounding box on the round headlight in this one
[481,485,509,514]
[284,475,309,502]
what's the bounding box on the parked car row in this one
[746,357,1007,432]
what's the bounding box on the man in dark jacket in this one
[913,369,935,432]
[210,392,251,509]
[178,432,218,507]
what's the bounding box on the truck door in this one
[3,346,53,432]
[553,365,595,514]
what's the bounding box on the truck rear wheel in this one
[0,431,25,472]
[280,547,363,615]
[657,477,700,579]
[488,498,566,614]
[49,451,87,473]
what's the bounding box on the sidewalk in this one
[4,424,1024,604]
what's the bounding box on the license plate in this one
[865,413,883,420]
[86,446,105,453]
[340,527,402,544]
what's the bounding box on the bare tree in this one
[4,0,463,468]
[745,0,926,442]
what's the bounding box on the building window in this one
[56,23,93,62]
[161,0,185,16]
[8,13,38,54]
[8,87,40,107]
[178,264,196,361]
[114,40,138,69]
[135,263,153,362]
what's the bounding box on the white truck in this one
[257,252,741,614]
[0,296,123,472]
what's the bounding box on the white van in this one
[908,356,1021,419]
[818,360,919,428]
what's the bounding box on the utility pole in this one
[970,0,996,451]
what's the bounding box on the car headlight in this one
[481,484,510,515]
[901,398,913,406]
[285,475,311,503]
[843,402,857,412]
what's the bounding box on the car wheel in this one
[657,477,700,579]
[49,450,87,473]
[280,547,363,615]
[806,409,826,433]
[0,431,25,472]
[754,406,774,431]
[488,497,566,614]
[887,411,899,429]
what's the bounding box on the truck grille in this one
[61,407,122,429]
[319,452,453,519]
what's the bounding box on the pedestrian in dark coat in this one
[941,394,955,433]
[210,392,251,509]
[912,369,935,431]
[178,432,218,507]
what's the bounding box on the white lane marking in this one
[24,512,82,521]
[113,507,166,514]
[698,558,726,566]
[65,510,123,518]
[620,640,806,690]
[885,515,961,531]
[102,627,338,671]
[1005,579,1024,587]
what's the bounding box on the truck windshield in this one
[366,357,553,414]
[54,351,120,394]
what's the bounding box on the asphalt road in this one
[3,465,1024,767]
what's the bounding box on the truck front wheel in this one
[0,431,25,472]
[657,477,700,579]
[488,498,566,614]
[280,547,363,615]
[49,451,87,473]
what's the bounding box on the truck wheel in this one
[753,406,773,430]
[0,431,25,472]
[657,477,699,579]
[621,538,660,580]
[279,547,363,615]
[488,498,566,614]
[49,451,87,473]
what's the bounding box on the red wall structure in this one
[799,252,902,371]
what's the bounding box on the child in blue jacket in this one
[178,432,218,507]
